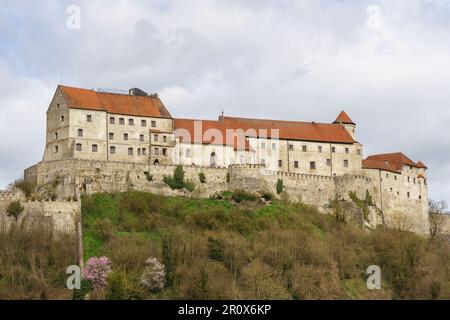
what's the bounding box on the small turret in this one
[333,110,356,139]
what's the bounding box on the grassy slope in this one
[82,192,450,300]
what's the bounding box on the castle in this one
[21,85,430,234]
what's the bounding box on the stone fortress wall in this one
[0,189,80,235]
[23,159,429,234]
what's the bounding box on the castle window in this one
[163,135,167,142]
[386,173,389,178]
[110,117,115,124]
[54,145,59,153]
[394,175,397,180]
[119,118,125,125]
[151,120,156,128]
[109,132,114,140]
[289,144,294,151]
[92,144,98,152]
[344,160,349,168]
[345,148,349,154]
[272,143,277,150]
[110,146,116,154]
[55,132,58,140]
[163,148,167,156]
[302,145,307,152]
[331,147,336,153]
[186,149,191,158]
[141,120,147,127]
[155,148,160,156]
[397,191,400,196]
[78,129,83,137]
[407,192,410,198]
[128,148,133,155]
[87,115,92,122]
[138,148,141,156]
[414,178,416,184]
[60,115,64,122]
[278,160,283,168]
[129,119,134,126]
[261,142,266,148]
[294,161,299,168]
[408,177,410,183]
[424,179,427,186]
[142,148,146,155]
[326,159,331,166]
[310,161,316,170]
[75,144,82,151]
[419,195,422,200]
[154,134,159,142]
[318,146,323,153]
[57,103,60,108]
[140,134,145,142]
[357,149,361,155]
[124,133,128,141]
[390,188,393,192]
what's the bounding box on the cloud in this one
[0,0,449,204]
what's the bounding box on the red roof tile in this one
[416,161,428,169]
[362,159,401,174]
[365,152,425,171]
[219,116,356,144]
[59,85,172,118]
[333,111,355,125]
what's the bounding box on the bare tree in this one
[429,200,448,242]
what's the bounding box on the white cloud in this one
[0,0,449,204]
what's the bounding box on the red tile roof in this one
[173,118,253,151]
[333,111,355,125]
[362,159,401,174]
[59,85,172,118]
[416,161,428,169]
[219,116,356,144]
[365,152,426,172]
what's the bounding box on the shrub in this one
[164,166,195,192]
[162,236,178,288]
[231,190,257,203]
[276,179,284,195]
[260,192,274,202]
[6,200,24,220]
[82,257,112,290]
[72,279,93,300]
[106,272,129,300]
[11,179,35,199]
[140,257,166,292]
[93,219,115,242]
[207,237,225,262]
[199,172,207,184]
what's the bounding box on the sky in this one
[0,0,449,205]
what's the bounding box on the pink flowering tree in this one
[82,256,112,289]
[140,257,166,292]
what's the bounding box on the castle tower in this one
[333,110,356,139]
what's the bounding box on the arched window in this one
[154,159,160,165]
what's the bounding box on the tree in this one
[162,236,177,288]
[6,200,24,221]
[276,179,284,195]
[429,200,448,242]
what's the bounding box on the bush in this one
[140,257,166,292]
[106,272,129,300]
[199,172,207,184]
[6,200,24,220]
[11,179,35,199]
[207,237,225,262]
[276,179,284,195]
[93,219,115,242]
[260,192,274,202]
[72,279,93,300]
[231,190,257,203]
[82,257,112,290]
[164,166,196,192]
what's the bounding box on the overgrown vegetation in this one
[79,191,450,300]
[199,172,207,184]
[163,166,195,192]
[349,190,373,221]
[276,179,284,195]
[6,200,24,220]
[0,227,77,299]
[143,171,154,182]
